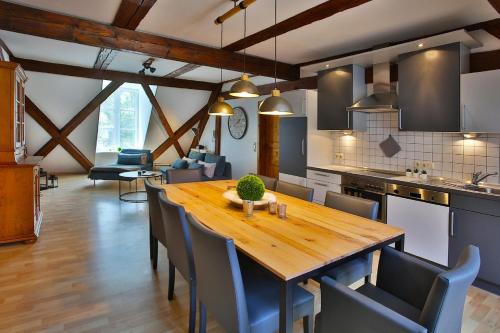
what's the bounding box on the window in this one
[96,81,156,152]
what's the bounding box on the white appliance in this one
[386,184,450,266]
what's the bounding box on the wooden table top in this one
[162,180,404,281]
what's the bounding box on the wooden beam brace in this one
[59,138,94,171]
[190,85,222,150]
[0,37,13,59]
[164,64,201,78]
[0,1,299,80]
[13,57,216,91]
[223,76,317,100]
[488,0,500,14]
[223,0,372,52]
[214,117,222,155]
[141,83,184,157]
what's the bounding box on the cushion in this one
[172,159,188,169]
[117,153,146,165]
[183,156,197,164]
[198,161,216,178]
[188,162,203,170]
[188,150,206,161]
[204,153,226,177]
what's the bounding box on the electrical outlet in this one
[414,160,422,170]
[422,161,434,170]
[335,153,344,160]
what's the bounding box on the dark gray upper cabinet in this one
[317,65,366,130]
[398,43,467,132]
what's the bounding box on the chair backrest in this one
[324,191,379,220]
[158,192,195,282]
[166,168,203,184]
[144,179,167,245]
[223,162,232,179]
[186,213,250,333]
[255,174,277,191]
[419,245,480,333]
[275,180,314,202]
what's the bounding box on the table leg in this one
[118,180,121,199]
[279,281,293,333]
[395,235,405,252]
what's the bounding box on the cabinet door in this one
[279,117,307,178]
[449,208,500,287]
[317,65,353,130]
[398,43,461,132]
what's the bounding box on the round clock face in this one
[228,107,248,140]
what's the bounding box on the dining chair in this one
[317,191,379,286]
[186,212,315,333]
[144,179,166,269]
[158,192,197,333]
[254,174,277,191]
[275,180,314,202]
[165,168,203,184]
[315,245,480,333]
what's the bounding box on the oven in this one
[341,175,387,222]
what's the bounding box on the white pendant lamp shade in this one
[208,96,234,116]
[258,89,293,115]
[229,74,260,98]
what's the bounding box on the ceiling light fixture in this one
[259,0,293,116]
[418,43,424,48]
[229,7,260,98]
[208,22,234,116]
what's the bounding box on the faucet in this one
[471,171,499,185]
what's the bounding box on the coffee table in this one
[118,171,162,203]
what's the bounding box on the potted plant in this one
[406,168,412,177]
[237,175,265,216]
[420,170,428,181]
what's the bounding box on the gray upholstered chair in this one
[315,245,480,333]
[275,180,314,202]
[144,179,166,269]
[255,174,277,191]
[186,213,315,333]
[318,191,379,285]
[158,192,196,333]
[165,168,203,184]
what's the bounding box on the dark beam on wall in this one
[0,1,299,80]
[470,49,500,72]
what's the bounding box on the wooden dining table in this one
[162,180,405,333]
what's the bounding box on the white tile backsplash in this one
[332,113,500,184]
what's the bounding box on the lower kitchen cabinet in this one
[306,170,341,204]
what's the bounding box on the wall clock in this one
[228,107,248,140]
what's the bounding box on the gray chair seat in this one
[357,283,421,322]
[324,254,373,286]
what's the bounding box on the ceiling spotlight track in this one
[139,57,157,75]
[215,0,256,25]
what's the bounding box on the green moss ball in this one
[236,175,265,201]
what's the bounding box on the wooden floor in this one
[0,175,498,333]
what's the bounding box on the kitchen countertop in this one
[308,164,500,202]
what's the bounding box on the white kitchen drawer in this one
[307,179,341,205]
[306,170,341,184]
[279,173,307,187]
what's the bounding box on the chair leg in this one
[199,302,206,333]
[168,260,176,300]
[365,274,371,284]
[188,281,196,333]
[149,222,153,260]
[152,238,159,270]
[303,315,313,333]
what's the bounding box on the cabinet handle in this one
[301,139,305,156]
[461,105,466,132]
[347,112,350,129]
[314,182,328,187]
[449,211,455,237]
[398,108,402,130]
[314,173,328,177]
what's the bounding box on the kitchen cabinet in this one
[279,117,307,182]
[398,43,468,132]
[306,170,341,204]
[461,69,500,133]
[317,65,366,131]
[450,194,500,294]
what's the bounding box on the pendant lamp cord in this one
[274,0,277,87]
[220,22,223,84]
[243,8,247,75]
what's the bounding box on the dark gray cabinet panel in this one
[317,65,353,130]
[398,43,461,132]
[279,117,307,178]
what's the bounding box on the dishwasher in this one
[386,183,450,266]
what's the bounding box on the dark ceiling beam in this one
[164,63,201,78]
[223,0,372,52]
[298,18,500,67]
[12,57,217,91]
[470,49,500,72]
[222,76,317,100]
[94,0,157,70]
[488,0,500,13]
[0,1,299,80]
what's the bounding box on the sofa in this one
[160,150,232,184]
[88,149,153,182]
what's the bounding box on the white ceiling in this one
[106,51,188,77]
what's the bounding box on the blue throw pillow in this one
[188,162,203,170]
[188,150,206,162]
[117,153,146,165]
[204,153,226,177]
[172,159,188,169]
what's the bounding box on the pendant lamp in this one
[230,8,260,98]
[208,22,234,116]
[259,0,293,115]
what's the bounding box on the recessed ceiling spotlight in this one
[325,64,330,68]
[418,43,424,48]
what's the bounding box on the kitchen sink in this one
[463,184,500,195]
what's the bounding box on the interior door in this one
[279,117,307,178]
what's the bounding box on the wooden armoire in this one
[0,61,43,244]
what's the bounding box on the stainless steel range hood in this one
[347,63,399,113]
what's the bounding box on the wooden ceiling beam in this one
[488,0,500,14]
[223,0,372,52]
[164,64,201,78]
[94,0,157,70]
[13,57,216,91]
[0,1,299,80]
